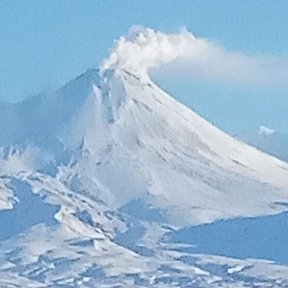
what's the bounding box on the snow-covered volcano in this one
[1,28,288,287]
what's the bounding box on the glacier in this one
[1,27,288,287]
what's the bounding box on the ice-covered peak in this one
[100,26,208,76]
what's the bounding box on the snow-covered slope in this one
[238,125,288,163]
[56,66,288,227]
[1,27,288,287]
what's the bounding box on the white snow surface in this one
[59,66,288,226]
[1,27,288,287]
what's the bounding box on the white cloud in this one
[0,146,53,174]
[101,26,288,86]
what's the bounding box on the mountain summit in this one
[1,27,288,287]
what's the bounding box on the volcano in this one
[1,27,288,287]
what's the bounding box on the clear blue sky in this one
[1,0,288,134]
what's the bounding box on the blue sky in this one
[1,0,288,134]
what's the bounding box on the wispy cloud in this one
[102,26,288,86]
